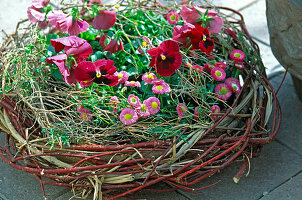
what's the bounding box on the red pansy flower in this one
[198,27,214,54]
[147,40,183,77]
[74,59,118,87]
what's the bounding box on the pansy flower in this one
[144,97,160,115]
[103,37,124,54]
[125,81,141,88]
[215,61,226,70]
[128,94,141,108]
[74,59,118,87]
[27,0,49,29]
[92,10,117,30]
[115,71,129,85]
[211,105,220,120]
[147,40,183,77]
[120,108,138,125]
[177,103,188,118]
[109,96,119,112]
[77,105,92,121]
[234,63,244,69]
[142,73,157,84]
[230,49,245,62]
[225,78,241,93]
[198,27,215,54]
[136,104,150,118]
[167,11,179,25]
[211,67,226,81]
[214,83,232,100]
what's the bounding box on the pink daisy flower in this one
[234,63,244,69]
[225,77,241,94]
[214,83,232,100]
[120,108,138,125]
[142,73,157,84]
[204,63,215,72]
[109,96,119,112]
[192,65,204,73]
[185,62,193,68]
[125,81,141,87]
[230,49,245,62]
[215,61,226,70]
[136,104,150,118]
[128,94,141,108]
[77,105,92,121]
[152,83,170,94]
[167,11,179,25]
[115,71,129,84]
[144,97,161,115]
[176,103,188,118]
[211,105,220,120]
[211,67,226,81]
[152,79,166,85]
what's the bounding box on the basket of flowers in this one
[0,0,281,199]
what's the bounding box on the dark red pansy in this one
[198,28,214,54]
[74,59,118,87]
[147,40,182,77]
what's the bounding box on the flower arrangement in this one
[0,0,281,199]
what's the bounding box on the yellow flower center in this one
[114,4,120,9]
[232,84,238,90]
[214,110,218,113]
[142,41,147,47]
[82,113,87,120]
[130,81,136,83]
[156,85,163,90]
[124,114,133,120]
[220,87,227,95]
[151,102,158,109]
[161,54,166,60]
[131,97,137,103]
[141,104,146,112]
[181,107,186,114]
[215,71,222,77]
[118,73,123,79]
[234,53,241,58]
[203,35,207,41]
[96,71,102,78]
[147,74,154,79]
[196,68,200,71]
[186,62,192,67]
[170,14,176,21]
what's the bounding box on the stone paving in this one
[0,0,301,199]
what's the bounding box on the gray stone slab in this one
[260,172,302,200]
[175,141,302,200]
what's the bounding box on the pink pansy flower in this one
[211,67,226,81]
[32,0,49,9]
[128,94,141,108]
[144,97,161,115]
[77,105,92,121]
[47,10,69,28]
[167,11,179,25]
[136,104,150,118]
[230,49,246,62]
[214,83,232,100]
[97,34,108,49]
[27,0,50,29]
[109,96,119,112]
[103,37,124,54]
[211,105,220,120]
[234,63,244,69]
[204,63,215,72]
[142,73,157,84]
[74,59,118,87]
[120,108,138,125]
[115,71,129,85]
[125,81,141,88]
[147,40,183,77]
[225,78,241,93]
[172,25,191,47]
[177,103,188,118]
[215,61,226,70]
[92,10,117,30]
[192,65,204,73]
[87,0,102,6]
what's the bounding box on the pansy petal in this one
[92,10,116,30]
[74,61,96,82]
[68,19,90,35]
[208,16,223,34]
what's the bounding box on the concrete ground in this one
[0,0,301,199]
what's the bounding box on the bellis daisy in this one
[215,61,226,70]
[136,104,150,118]
[211,67,226,81]
[230,49,245,62]
[211,105,220,120]
[144,97,161,115]
[142,73,157,84]
[115,71,129,84]
[152,83,169,94]
[125,81,141,87]
[234,63,244,69]
[128,94,141,108]
[109,96,119,112]
[77,106,92,121]
[204,63,215,72]
[177,103,188,118]
[120,108,138,125]
[225,78,241,93]
[214,83,232,100]
[167,11,179,25]
[192,65,203,73]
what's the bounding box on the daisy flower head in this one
[192,65,204,73]
[152,79,166,85]
[177,103,188,118]
[234,63,244,69]
[128,94,141,108]
[225,78,241,94]
[215,61,226,70]
[204,63,215,72]
[120,108,138,125]
[144,97,161,115]
[109,96,119,112]
[152,83,170,94]
[115,71,129,84]
[167,11,179,25]
[211,67,226,81]
[211,105,220,120]
[125,81,141,88]
[230,49,245,62]
[185,62,193,69]
[136,104,150,118]
[77,106,92,121]
[214,83,232,100]
[142,73,157,84]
